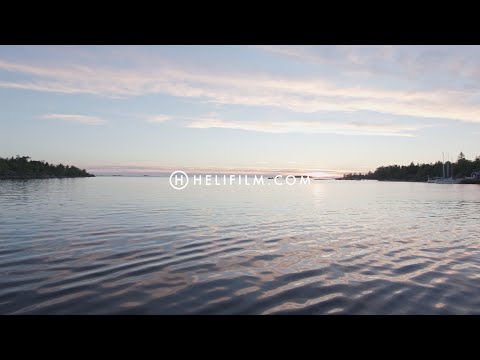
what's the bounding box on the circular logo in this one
[169,171,189,190]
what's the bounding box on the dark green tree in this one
[0,156,94,179]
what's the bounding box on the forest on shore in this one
[342,153,480,182]
[0,156,94,179]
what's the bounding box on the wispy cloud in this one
[254,45,469,79]
[184,117,435,137]
[1,55,480,124]
[145,115,173,123]
[253,45,330,64]
[254,45,401,77]
[39,113,105,125]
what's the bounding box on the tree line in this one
[342,153,480,181]
[0,156,94,179]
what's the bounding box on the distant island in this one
[267,175,313,179]
[0,156,94,180]
[340,152,480,183]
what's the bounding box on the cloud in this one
[253,45,330,64]
[3,48,480,123]
[254,45,400,77]
[145,115,173,123]
[184,117,435,137]
[254,45,469,79]
[39,113,105,125]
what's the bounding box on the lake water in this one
[0,177,479,314]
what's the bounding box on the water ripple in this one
[0,178,479,314]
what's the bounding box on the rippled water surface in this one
[1,177,479,314]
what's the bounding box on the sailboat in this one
[429,177,460,184]
[427,153,461,184]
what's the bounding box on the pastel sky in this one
[1,45,479,177]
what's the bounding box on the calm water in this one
[0,177,479,314]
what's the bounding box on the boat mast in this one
[442,152,445,178]
[450,155,454,179]
[447,153,450,178]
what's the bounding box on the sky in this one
[1,45,479,177]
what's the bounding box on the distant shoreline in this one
[337,178,480,184]
[341,154,480,184]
